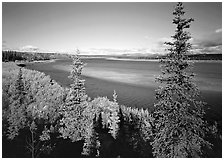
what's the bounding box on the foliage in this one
[118,105,153,157]
[3,63,65,157]
[2,58,152,158]
[91,96,120,138]
[82,114,101,157]
[81,92,121,157]
[152,2,212,158]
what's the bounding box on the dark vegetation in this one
[2,50,68,62]
[186,53,222,60]
[2,3,221,158]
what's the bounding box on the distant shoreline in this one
[15,56,222,65]
[104,57,222,63]
[28,59,57,63]
[105,57,159,62]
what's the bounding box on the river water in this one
[25,58,222,122]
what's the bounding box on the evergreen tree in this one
[82,114,101,157]
[108,91,120,139]
[7,68,27,139]
[59,50,89,142]
[151,2,211,158]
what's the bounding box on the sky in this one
[2,2,222,55]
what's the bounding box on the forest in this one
[2,3,221,158]
[2,61,154,157]
[2,50,68,62]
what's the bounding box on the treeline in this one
[187,53,222,60]
[2,50,68,62]
[112,53,222,60]
[80,53,222,61]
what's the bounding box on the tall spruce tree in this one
[152,2,211,158]
[7,68,27,139]
[59,50,89,142]
[109,90,120,139]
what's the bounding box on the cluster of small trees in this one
[2,2,219,158]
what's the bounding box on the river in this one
[25,58,222,123]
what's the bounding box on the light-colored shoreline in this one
[31,59,58,63]
[16,59,58,65]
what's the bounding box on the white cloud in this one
[20,45,39,52]
[215,28,222,33]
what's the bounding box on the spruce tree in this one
[7,68,27,139]
[108,90,120,139]
[152,2,211,158]
[82,114,101,157]
[59,50,89,141]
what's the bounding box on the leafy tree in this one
[151,2,212,158]
[59,50,90,142]
[4,64,64,157]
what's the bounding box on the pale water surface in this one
[25,58,222,120]
[53,58,222,92]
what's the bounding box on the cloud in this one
[20,45,39,52]
[81,35,221,56]
[215,28,222,33]
[197,46,221,54]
